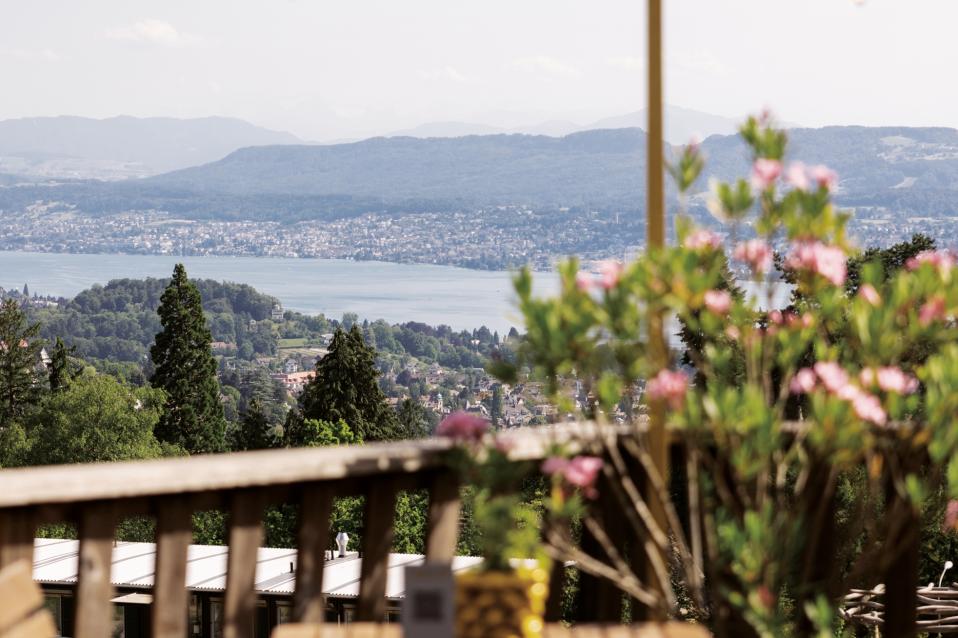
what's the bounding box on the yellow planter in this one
[454,566,549,638]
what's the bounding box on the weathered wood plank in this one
[424,470,460,563]
[0,422,625,509]
[224,492,266,638]
[151,498,194,638]
[0,560,46,633]
[293,485,334,623]
[0,509,35,570]
[356,482,399,622]
[0,610,57,638]
[74,504,118,638]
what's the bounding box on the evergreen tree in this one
[150,264,226,453]
[230,398,275,451]
[490,385,503,428]
[48,337,80,392]
[0,299,44,425]
[396,398,429,439]
[297,326,400,441]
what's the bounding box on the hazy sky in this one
[2,0,956,140]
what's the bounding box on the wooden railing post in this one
[224,491,267,638]
[0,508,35,570]
[356,481,399,622]
[293,485,334,623]
[152,497,194,638]
[424,470,460,563]
[75,503,119,638]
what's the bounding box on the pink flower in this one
[541,456,569,475]
[907,250,955,274]
[808,164,838,192]
[813,361,850,394]
[919,296,947,326]
[563,456,604,498]
[704,289,732,314]
[751,158,782,190]
[598,260,624,290]
[542,455,604,499]
[684,229,722,251]
[860,366,918,394]
[858,284,881,306]
[646,369,689,410]
[575,272,593,292]
[789,367,818,394]
[436,411,489,443]
[945,500,958,533]
[850,391,887,426]
[786,240,847,286]
[785,161,809,190]
[733,239,773,274]
[769,310,784,325]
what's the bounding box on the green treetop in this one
[297,326,400,441]
[150,264,226,453]
[0,298,44,425]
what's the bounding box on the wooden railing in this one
[0,423,624,638]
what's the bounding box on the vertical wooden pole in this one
[293,485,334,623]
[152,498,194,638]
[645,0,670,619]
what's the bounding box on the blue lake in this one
[0,251,791,335]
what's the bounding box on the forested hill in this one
[143,125,958,216]
[25,278,499,371]
[30,278,279,363]
[5,125,958,219]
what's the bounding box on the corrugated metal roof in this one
[32,538,483,600]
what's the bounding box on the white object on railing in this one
[336,532,349,558]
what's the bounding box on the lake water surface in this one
[0,251,790,334]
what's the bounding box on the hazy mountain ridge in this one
[0,115,302,177]
[383,104,742,144]
[3,125,958,222]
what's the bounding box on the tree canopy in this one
[150,264,227,453]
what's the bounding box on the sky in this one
[2,0,956,141]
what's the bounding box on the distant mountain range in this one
[0,115,302,178]
[3,125,958,222]
[385,105,742,144]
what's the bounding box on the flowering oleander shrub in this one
[495,112,958,637]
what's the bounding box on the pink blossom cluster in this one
[919,296,947,327]
[704,289,732,315]
[733,239,773,274]
[906,250,955,275]
[751,158,782,190]
[683,229,722,251]
[646,369,689,410]
[576,260,625,292]
[436,411,490,443]
[945,500,958,532]
[769,310,814,329]
[859,367,919,395]
[786,240,847,286]
[541,455,604,499]
[858,284,881,306]
[789,362,887,426]
[785,161,839,192]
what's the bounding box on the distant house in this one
[271,371,316,395]
[271,303,285,322]
[211,341,237,354]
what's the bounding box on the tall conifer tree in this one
[150,264,226,453]
[0,299,44,425]
[297,326,399,441]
